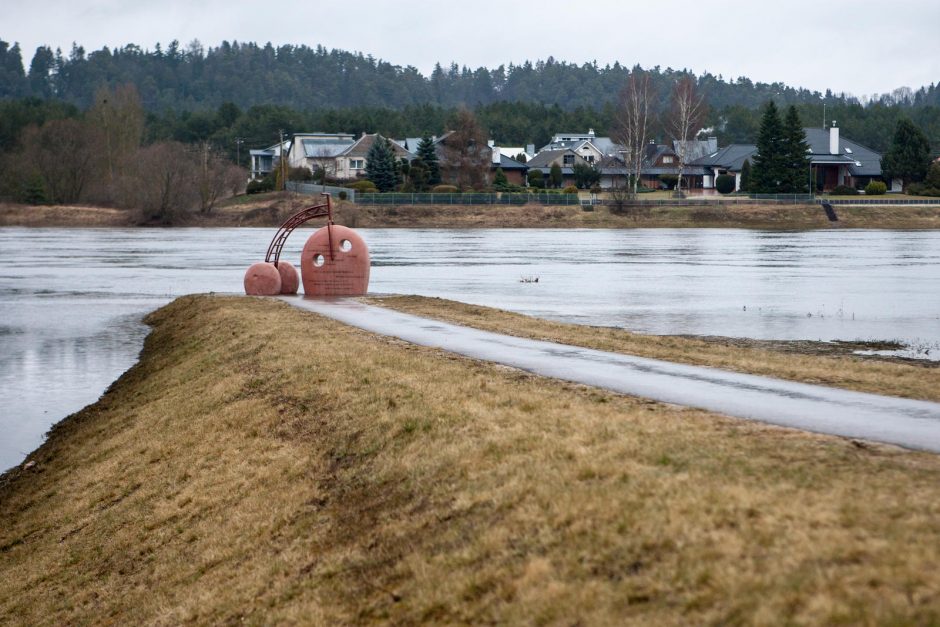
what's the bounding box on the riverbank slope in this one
[4,194,940,228]
[2,295,940,624]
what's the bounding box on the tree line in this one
[0,85,245,222]
[1,36,940,155]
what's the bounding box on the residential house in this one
[249,140,289,181]
[688,125,889,192]
[284,133,356,178]
[334,133,415,180]
[526,149,591,187]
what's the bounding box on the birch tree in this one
[613,70,656,198]
[668,77,706,196]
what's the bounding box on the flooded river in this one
[1,227,939,470]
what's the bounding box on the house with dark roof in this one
[525,149,590,187]
[688,125,891,192]
[491,151,528,186]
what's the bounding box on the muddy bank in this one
[4,193,940,228]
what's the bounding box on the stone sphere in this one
[300,224,370,296]
[276,260,300,294]
[243,262,282,296]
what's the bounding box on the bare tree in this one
[613,71,656,198]
[87,84,145,205]
[193,141,237,214]
[440,108,490,190]
[18,119,95,204]
[668,76,706,196]
[135,142,198,224]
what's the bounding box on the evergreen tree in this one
[365,135,397,192]
[780,105,810,193]
[493,166,508,188]
[549,162,563,188]
[882,118,931,189]
[750,101,786,193]
[409,158,430,191]
[740,159,751,191]
[416,136,441,185]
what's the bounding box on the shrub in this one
[338,191,348,201]
[563,185,578,194]
[865,181,887,195]
[344,179,378,191]
[831,185,858,196]
[926,162,940,189]
[658,174,679,190]
[715,174,736,194]
[431,184,459,193]
[907,182,926,196]
[246,178,274,194]
[527,169,544,188]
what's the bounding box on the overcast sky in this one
[5,0,939,99]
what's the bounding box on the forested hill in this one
[2,38,939,112]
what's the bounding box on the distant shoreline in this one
[4,195,940,229]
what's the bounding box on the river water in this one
[1,227,939,470]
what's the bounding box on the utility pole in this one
[235,137,244,168]
[278,129,288,192]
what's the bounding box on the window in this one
[351,159,364,169]
[563,155,575,165]
[662,156,674,164]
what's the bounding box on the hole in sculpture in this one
[314,254,325,267]
[339,239,352,252]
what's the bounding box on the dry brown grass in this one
[0,203,134,227]
[367,296,940,403]
[5,196,940,229]
[2,295,940,625]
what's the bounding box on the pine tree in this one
[549,162,563,188]
[493,167,508,188]
[780,105,810,193]
[750,101,786,193]
[365,135,397,192]
[882,118,931,189]
[416,136,441,185]
[740,159,751,192]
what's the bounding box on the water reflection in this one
[1,227,939,471]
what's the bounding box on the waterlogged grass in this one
[367,295,940,403]
[1,295,940,624]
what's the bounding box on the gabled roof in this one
[691,144,758,171]
[300,137,355,158]
[340,134,415,159]
[803,128,881,176]
[395,135,447,154]
[527,148,585,169]
[493,154,527,170]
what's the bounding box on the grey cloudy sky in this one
[5,0,939,98]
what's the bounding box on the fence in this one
[354,192,584,206]
[286,182,355,202]
[286,184,940,207]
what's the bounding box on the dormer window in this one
[662,156,674,164]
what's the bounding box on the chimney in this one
[491,146,500,165]
[526,143,535,156]
[588,128,595,137]
[487,139,495,148]
[829,121,839,155]
[707,136,718,153]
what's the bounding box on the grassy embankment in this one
[4,192,940,228]
[2,295,940,624]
